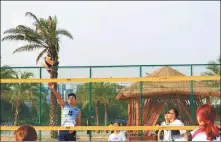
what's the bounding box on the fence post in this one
[38,67,42,141]
[190,65,195,124]
[88,67,92,141]
[139,66,143,140]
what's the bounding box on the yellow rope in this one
[1,76,220,83]
[1,126,201,131]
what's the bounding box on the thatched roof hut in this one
[116,66,220,130]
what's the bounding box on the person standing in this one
[159,108,188,141]
[48,83,81,141]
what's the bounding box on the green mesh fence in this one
[1,64,220,141]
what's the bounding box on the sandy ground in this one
[1,135,109,141]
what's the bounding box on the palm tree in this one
[0,66,16,79]
[0,66,16,126]
[201,55,220,105]
[9,71,39,125]
[2,12,73,137]
[31,86,49,125]
[76,82,124,127]
[202,55,220,75]
[0,66,16,93]
[98,83,124,126]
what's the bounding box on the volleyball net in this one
[1,65,220,141]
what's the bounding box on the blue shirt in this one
[61,104,81,126]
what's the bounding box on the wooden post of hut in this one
[135,99,140,126]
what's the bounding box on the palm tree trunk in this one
[14,98,21,126]
[95,101,100,133]
[104,103,108,126]
[49,65,58,138]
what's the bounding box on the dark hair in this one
[171,108,179,118]
[14,124,37,141]
[68,93,76,99]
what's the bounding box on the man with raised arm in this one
[48,83,81,141]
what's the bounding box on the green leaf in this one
[56,29,73,39]
[2,35,25,41]
[13,44,45,53]
[36,48,48,64]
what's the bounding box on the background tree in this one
[0,65,16,94]
[76,82,126,127]
[2,12,73,138]
[201,55,220,105]
[8,71,39,125]
[0,68,49,126]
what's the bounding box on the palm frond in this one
[0,66,17,78]
[38,18,50,36]
[40,18,49,29]
[201,72,216,76]
[13,44,45,54]
[52,16,57,32]
[3,28,23,35]
[16,25,49,47]
[3,25,39,38]
[25,12,41,24]
[48,16,57,37]
[2,34,47,49]
[207,66,219,74]
[48,16,53,30]
[36,48,48,64]
[207,61,217,65]
[26,13,50,45]
[16,25,42,38]
[2,35,25,41]
[34,18,52,43]
[56,29,73,39]
[21,72,34,79]
[14,72,20,79]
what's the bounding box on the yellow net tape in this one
[1,76,220,83]
[1,126,203,131]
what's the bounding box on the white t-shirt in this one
[161,119,186,141]
[108,131,127,141]
[121,130,127,135]
[161,122,170,141]
[191,128,221,141]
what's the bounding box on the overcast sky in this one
[1,1,220,68]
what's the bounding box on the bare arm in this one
[48,83,65,107]
[184,132,188,141]
[158,130,162,141]
[76,112,82,126]
[178,121,188,141]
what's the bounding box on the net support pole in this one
[139,66,143,140]
[88,67,92,141]
[38,67,42,141]
[190,65,195,124]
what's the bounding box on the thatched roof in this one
[116,66,220,100]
